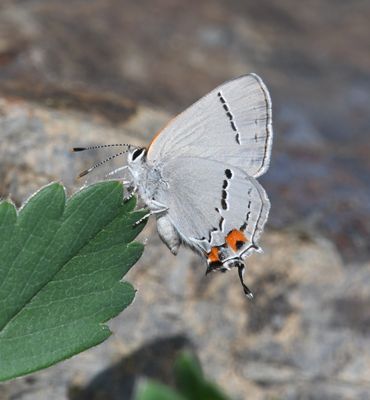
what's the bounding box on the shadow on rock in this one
[69,334,192,400]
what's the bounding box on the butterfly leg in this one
[134,200,168,226]
[123,184,137,200]
[105,165,129,178]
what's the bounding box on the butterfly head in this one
[127,147,146,165]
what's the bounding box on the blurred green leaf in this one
[135,380,187,400]
[175,352,230,400]
[135,352,231,400]
[0,181,146,381]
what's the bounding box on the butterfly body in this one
[127,149,183,255]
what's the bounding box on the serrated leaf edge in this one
[1,182,144,336]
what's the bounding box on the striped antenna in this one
[78,149,130,178]
[73,144,131,152]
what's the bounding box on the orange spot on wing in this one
[208,247,220,263]
[226,229,247,252]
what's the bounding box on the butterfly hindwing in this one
[155,157,270,255]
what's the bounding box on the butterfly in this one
[74,73,273,298]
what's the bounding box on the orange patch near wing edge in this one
[148,117,175,148]
[226,229,247,252]
[208,247,220,263]
[148,129,162,148]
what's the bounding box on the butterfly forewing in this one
[147,73,272,178]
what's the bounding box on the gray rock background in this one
[0,1,369,399]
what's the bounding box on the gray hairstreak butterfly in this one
[74,73,273,298]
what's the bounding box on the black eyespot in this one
[236,240,244,250]
[132,148,145,161]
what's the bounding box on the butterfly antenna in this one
[78,149,130,178]
[73,144,131,152]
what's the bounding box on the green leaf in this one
[0,181,146,381]
[135,352,232,400]
[135,380,187,400]
[174,352,230,400]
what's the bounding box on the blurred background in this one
[0,0,369,399]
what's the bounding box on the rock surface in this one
[0,1,369,400]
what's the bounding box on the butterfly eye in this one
[132,148,145,161]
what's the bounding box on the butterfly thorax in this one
[127,150,165,209]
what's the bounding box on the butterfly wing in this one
[155,157,270,253]
[147,73,272,178]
